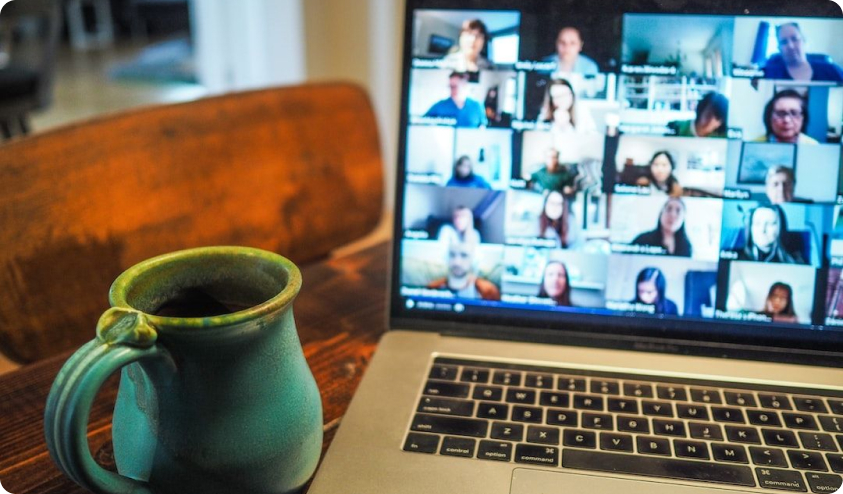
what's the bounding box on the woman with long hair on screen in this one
[738,205,806,264]
[636,151,682,197]
[761,282,798,323]
[537,261,572,306]
[539,190,570,248]
[538,78,596,133]
[667,92,729,138]
[631,267,678,316]
[632,197,693,257]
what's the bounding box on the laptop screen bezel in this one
[389,0,843,367]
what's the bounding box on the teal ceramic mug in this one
[44,246,323,494]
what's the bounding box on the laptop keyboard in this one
[402,357,843,492]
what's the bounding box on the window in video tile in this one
[718,260,816,325]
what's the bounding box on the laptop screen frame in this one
[389,0,843,367]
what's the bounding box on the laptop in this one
[309,1,843,492]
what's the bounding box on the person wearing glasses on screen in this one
[541,27,599,75]
[737,205,806,264]
[537,261,572,306]
[761,282,799,324]
[666,92,729,138]
[631,267,678,316]
[632,197,693,257]
[446,155,491,189]
[763,23,843,82]
[754,89,818,145]
[441,19,492,73]
[424,71,487,128]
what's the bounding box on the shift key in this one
[411,414,488,437]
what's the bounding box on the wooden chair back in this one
[0,83,383,363]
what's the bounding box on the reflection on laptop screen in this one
[396,4,843,344]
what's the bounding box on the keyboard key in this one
[563,449,755,487]
[476,402,508,420]
[492,370,521,387]
[472,385,503,402]
[460,368,489,384]
[788,450,828,471]
[539,391,570,408]
[724,391,757,408]
[411,414,488,438]
[819,416,843,434]
[558,376,586,392]
[763,429,800,448]
[573,394,604,411]
[759,394,793,411]
[600,432,634,452]
[511,406,542,423]
[677,404,709,421]
[799,432,839,452]
[608,397,639,414]
[712,443,749,463]
[591,379,620,396]
[674,440,710,460]
[642,401,674,417]
[755,467,807,491]
[749,446,788,467]
[617,415,650,434]
[506,388,536,405]
[477,440,512,462]
[830,400,843,416]
[440,436,476,458]
[524,373,553,389]
[623,382,653,398]
[689,422,723,441]
[582,413,613,430]
[748,410,782,427]
[417,396,474,417]
[712,407,745,424]
[429,365,457,381]
[515,443,559,466]
[423,380,469,398]
[690,388,722,404]
[637,436,671,456]
[653,419,685,437]
[828,454,843,473]
[403,432,439,454]
[490,422,523,441]
[726,426,761,444]
[546,409,578,427]
[805,472,842,494]
[526,426,560,445]
[564,429,596,449]
[656,385,688,401]
[784,413,820,431]
[794,397,829,414]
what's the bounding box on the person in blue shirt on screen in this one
[763,23,843,82]
[424,71,487,128]
[542,27,599,75]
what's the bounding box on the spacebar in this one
[562,450,756,487]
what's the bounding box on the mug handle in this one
[45,308,173,494]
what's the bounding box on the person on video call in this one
[427,241,500,300]
[763,22,843,82]
[446,155,491,189]
[442,19,493,72]
[761,282,799,323]
[424,71,487,128]
[738,205,806,264]
[539,190,577,249]
[667,92,729,138]
[537,261,572,306]
[438,205,481,246]
[635,151,683,197]
[528,148,575,194]
[631,267,678,316]
[632,197,693,257]
[542,27,599,75]
[538,78,596,133]
[764,166,796,204]
[754,89,818,145]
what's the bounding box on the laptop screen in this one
[392,0,843,355]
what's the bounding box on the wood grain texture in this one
[0,83,383,363]
[0,242,390,494]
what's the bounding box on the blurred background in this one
[0,0,403,206]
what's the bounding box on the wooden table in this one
[0,242,390,493]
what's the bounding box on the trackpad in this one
[510,469,746,494]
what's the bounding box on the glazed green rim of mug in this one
[109,246,302,331]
